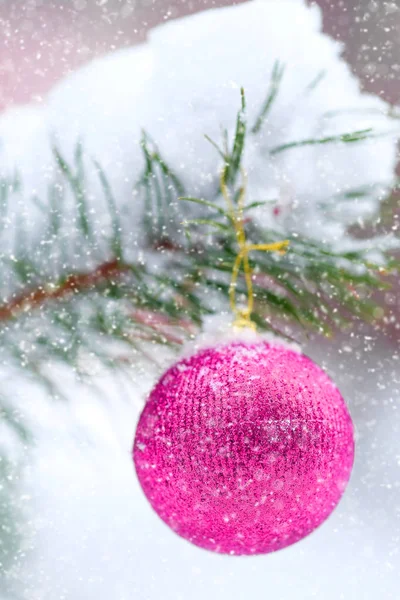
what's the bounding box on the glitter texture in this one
[133,341,354,555]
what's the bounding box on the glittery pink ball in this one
[133,341,354,555]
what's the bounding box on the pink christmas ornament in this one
[133,340,354,555]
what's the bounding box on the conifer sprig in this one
[0,84,397,439]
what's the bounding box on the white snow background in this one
[0,0,399,597]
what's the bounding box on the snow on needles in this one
[0,0,398,281]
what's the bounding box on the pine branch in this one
[203,88,246,191]
[269,128,375,155]
[0,87,396,428]
[252,60,285,134]
[137,131,185,242]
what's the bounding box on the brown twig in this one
[0,259,129,322]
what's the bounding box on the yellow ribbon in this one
[220,170,289,331]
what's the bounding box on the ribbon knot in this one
[220,170,289,332]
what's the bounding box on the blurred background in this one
[1,0,400,110]
[0,1,399,599]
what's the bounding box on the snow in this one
[180,314,302,356]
